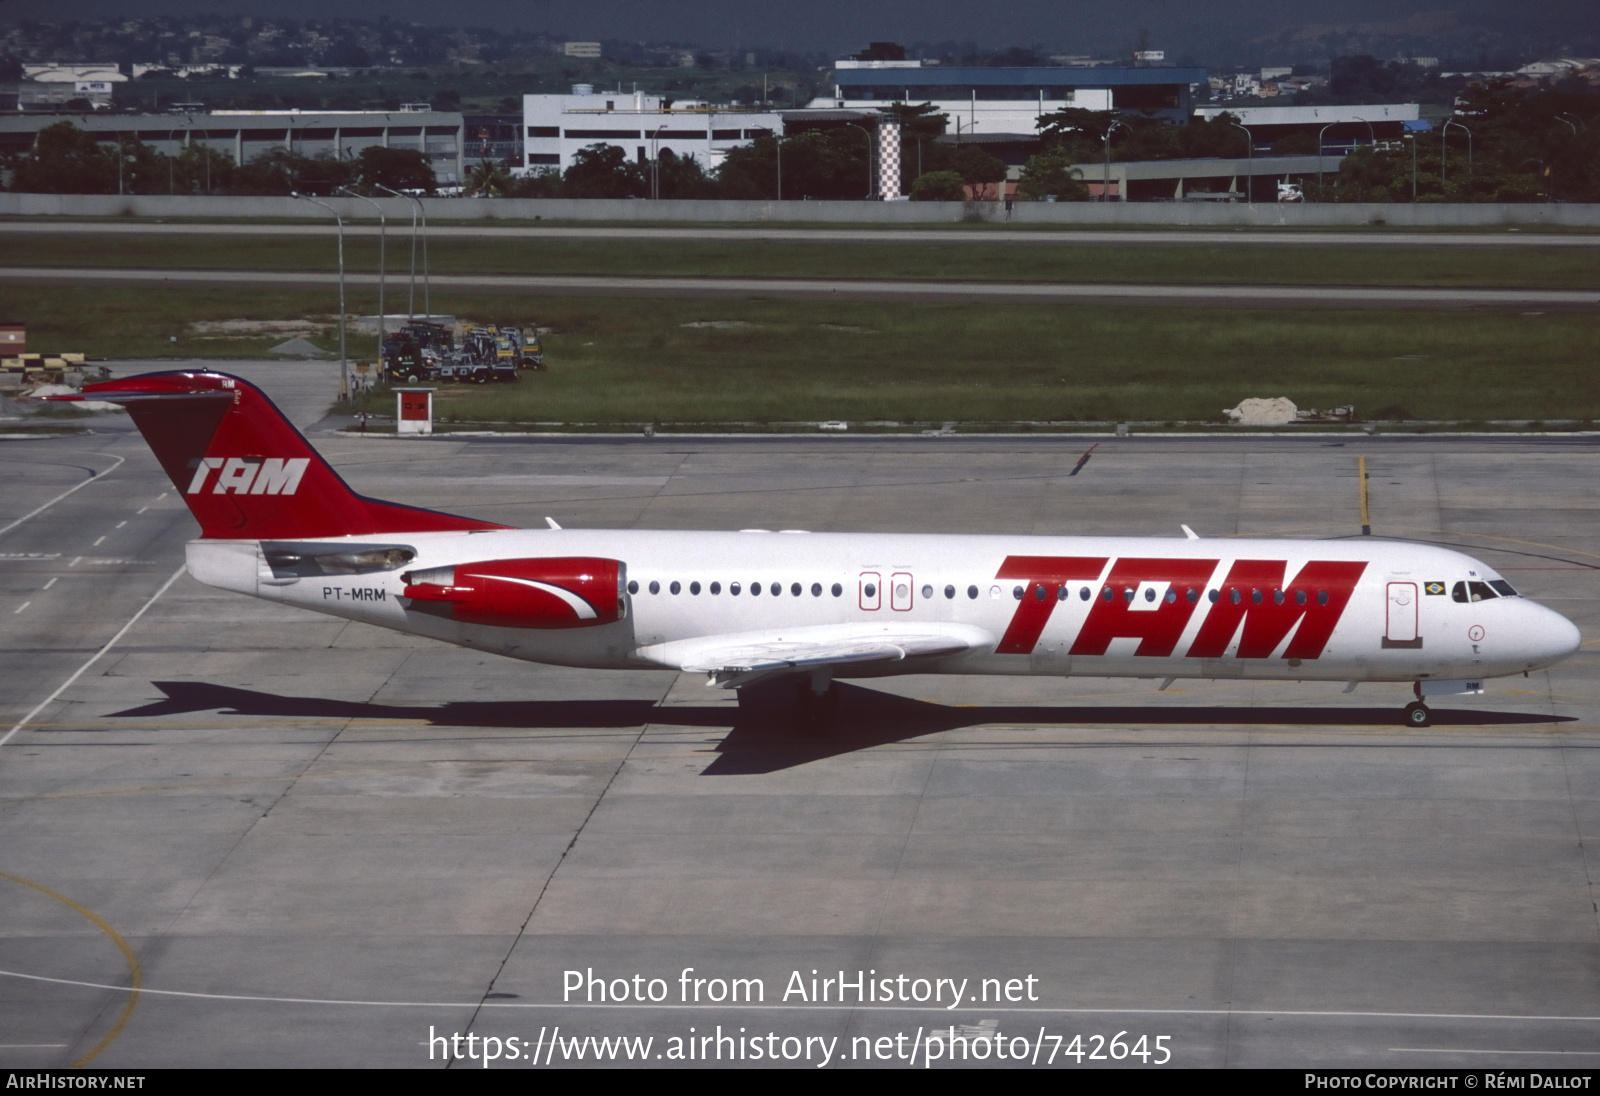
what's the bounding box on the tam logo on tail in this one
[187,457,311,496]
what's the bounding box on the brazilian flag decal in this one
[1424,581,1446,596]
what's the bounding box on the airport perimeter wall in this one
[3,192,1599,227]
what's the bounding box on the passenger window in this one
[770,582,781,596]
[812,582,822,597]
[649,580,660,595]
[669,581,680,595]
[922,584,934,599]
[1209,589,1219,604]
[710,581,721,595]
[1034,584,1048,601]
[1295,590,1306,605]
[1229,589,1241,605]
[1101,586,1113,602]
[1056,585,1068,602]
[989,585,1001,599]
[864,583,875,598]
[689,581,700,595]
[1186,588,1198,603]
[832,583,843,597]
[627,580,639,595]
[731,582,741,595]
[945,584,956,599]
[751,582,761,596]
[1317,590,1328,606]
[1143,587,1156,603]
[1124,588,1135,603]
[1081,586,1091,601]
[1164,588,1177,604]
[1251,589,1263,605]
[1013,585,1024,600]
[791,582,802,597]
[1272,590,1284,605]
[968,585,979,599]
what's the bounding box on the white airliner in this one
[71,371,1581,729]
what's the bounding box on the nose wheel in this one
[1403,700,1431,728]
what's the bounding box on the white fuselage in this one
[186,529,1581,688]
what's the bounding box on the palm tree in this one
[464,158,511,198]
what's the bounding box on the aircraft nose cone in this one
[1527,604,1582,668]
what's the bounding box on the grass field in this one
[5,232,1599,290]
[8,276,1596,431]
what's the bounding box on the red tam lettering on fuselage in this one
[1068,557,1219,658]
[993,556,1107,654]
[1185,559,1367,660]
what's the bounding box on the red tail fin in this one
[83,371,507,540]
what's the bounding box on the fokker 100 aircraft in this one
[69,371,1582,729]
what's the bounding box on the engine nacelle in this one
[402,557,625,629]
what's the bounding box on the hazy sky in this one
[3,0,1597,58]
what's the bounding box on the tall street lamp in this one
[375,183,428,320]
[1229,120,1253,205]
[1102,119,1127,203]
[845,121,875,199]
[292,192,349,402]
[337,186,387,370]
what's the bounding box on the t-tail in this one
[74,371,506,539]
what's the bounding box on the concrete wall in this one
[2,191,1598,227]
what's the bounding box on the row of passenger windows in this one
[628,579,848,597]
[626,578,1335,607]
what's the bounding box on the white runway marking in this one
[0,566,185,750]
[13,601,28,614]
[0,455,124,540]
[1,968,1598,1023]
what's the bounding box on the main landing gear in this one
[1403,700,1432,728]
[794,671,839,734]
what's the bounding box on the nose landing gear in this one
[1403,699,1431,728]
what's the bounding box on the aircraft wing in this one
[635,623,995,689]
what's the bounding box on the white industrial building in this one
[809,58,1206,135]
[522,90,781,172]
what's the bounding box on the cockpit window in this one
[1488,580,1519,597]
[1453,580,1499,603]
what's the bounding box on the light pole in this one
[167,122,189,195]
[649,124,667,201]
[375,183,428,320]
[291,192,349,402]
[1230,120,1252,204]
[845,121,875,199]
[1102,119,1127,203]
[1317,121,1340,194]
[337,186,387,372]
[1442,119,1472,185]
[775,134,782,201]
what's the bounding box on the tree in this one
[504,167,564,199]
[909,170,965,201]
[172,143,235,195]
[563,143,646,199]
[355,146,434,194]
[650,149,716,199]
[464,158,512,197]
[229,148,354,196]
[8,121,117,193]
[1016,148,1089,201]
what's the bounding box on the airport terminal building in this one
[811,57,1207,134]
[522,90,781,172]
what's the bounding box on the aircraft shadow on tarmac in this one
[111,680,1574,775]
